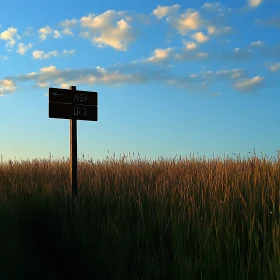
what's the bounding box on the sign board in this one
[49,87,98,121]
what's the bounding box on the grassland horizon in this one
[0,152,279,279]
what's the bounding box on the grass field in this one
[0,153,279,279]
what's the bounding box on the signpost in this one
[49,86,98,205]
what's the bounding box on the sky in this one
[0,0,280,163]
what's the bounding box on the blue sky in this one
[0,0,280,163]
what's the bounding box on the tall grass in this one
[0,153,279,279]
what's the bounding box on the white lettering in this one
[73,93,88,103]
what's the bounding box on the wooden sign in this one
[48,86,99,205]
[49,87,98,121]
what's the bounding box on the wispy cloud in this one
[250,41,264,46]
[32,49,75,60]
[256,16,280,27]
[61,28,73,36]
[17,43,32,55]
[60,18,78,28]
[265,62,280,71]
[38,25,52,41]
[53,30,61,39]
[234,76,264,91]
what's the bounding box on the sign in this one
[48,86,99,204]
[49,87,98,121]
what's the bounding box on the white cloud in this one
[216,68,244,79]
[146,47,174,62]
[32,49,75,59]
[202,2,221,9]
[53,30,61,39]
[196,52,208,58]
[193,32,208,43]
[80,11,137,51]
[168,10,203,35]
[22,27,33,37]
[62,49,75,55]
[251,41,264,46]
[61,28,73,36]
[234,76,264,91]
[33,50,58,59]
[265,62,280,71]
[36,82,49,88]
[248,0,264,7]
[0,27,21,49]
[184,40,197,49]
[256,17,280,27]
[40,65,58,74]
[17,43,32,55]
[209,92,222,97]
[152,4,180,19]
[38,25,52,41]
[60,18,78,28]
[175,50,208,61]
[0,79,16,93]
[207,25,233,35]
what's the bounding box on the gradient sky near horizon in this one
[0,0,280,162]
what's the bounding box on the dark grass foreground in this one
[0,153,279,280]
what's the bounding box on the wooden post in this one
[70,86,78,203]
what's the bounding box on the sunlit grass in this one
[0,152,279,279]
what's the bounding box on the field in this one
[0,153,279,280]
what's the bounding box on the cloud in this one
[53,30,61,39]
[0,79,16,93]
[259,43,280,58]
[80,11,137,51]
[152,4,181,19]
[218,47,252,61]
[32,49,75,59]
[17,43,32,55]
[215,68,245,79]
[60,18,78,28]
[250,40,264,46]
[145,47,174,63]
[183,40,197,49]
[36,82,49,88]
[22,27,33,37]
[168,10,203,35]
[202,2,221,9]
[38,25,52,41]
[256,17,280,27]
[0,27,21,49]
[13,65,147,88]
[193,31,208,43]
[207,25,233,35]
[0,55,8,60]
[248,0,264,7]
[201,1,232,12]
[175,50,208,61]
[32,50,58,59]
[61,28,73,36]
[265,62,280,71]
[234,76,264,91]
[209,92,222,97]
